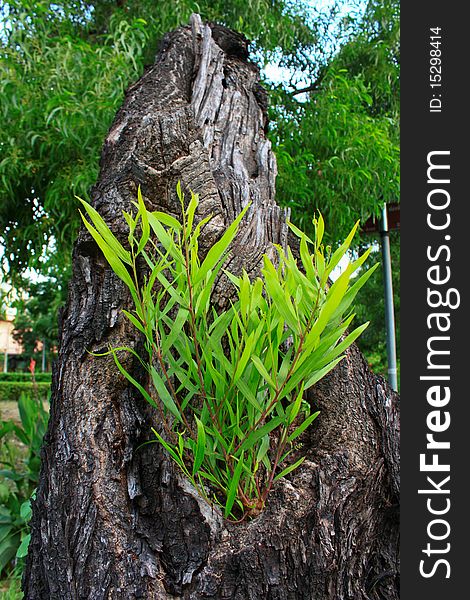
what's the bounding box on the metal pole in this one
[379,203,398,391]
[42,340,47,372]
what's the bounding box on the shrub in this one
[80,185,377,520]
[0,383,50,403]
[0,373,52,384]
[0,393,49,576]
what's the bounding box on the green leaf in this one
[299,235,316,282]
[303,356,345,390]
[123,211,136,240]
[233,332,255,382]
[286,383,305,425]
[238,417,283,453]
[79,211,136,292]
[194,258,226,317]
[198,470,224,488]
[152,429,187,472]
[251,356,276,390]
[161,307,189,355]
[319,322,370,367]
[262,256,299,331]
[156,271,188,308]
[78,199,131,264]
[194,204,250,285]
[193,416,206,475]
[136,186,150,254]
[20,499,32,522]
[288,411,320,443]
[0,530,20,573]
[122,310,146,335]
[0,524,12,545]
[17,393,33,438]
[234,377,263,413]
[287,220,313,244]
[110,349,157,409]
[148,213,184,264]
[151,211,182,231]
[303,270,351,351]
[315,213,325,248]
[224,453,245,518]
[331,263,379,322]
[16,533,31,559]
[325,220,359,277]
[255,434,270,465]
[186,190,198,236]
[176,180,183,203]
[273,456,306,481]
[150,366,183,424]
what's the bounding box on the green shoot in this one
[79,184,377,521]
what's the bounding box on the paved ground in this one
[0,400,50,424]
[0,401,20,423]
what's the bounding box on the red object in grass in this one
[29,358,36,374]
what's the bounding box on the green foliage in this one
[0,393,49,577]
[81,185,376,520]
[0,1,149,274]
[269,0,400,242]
[0,294,7,322]
[265,0,400,373]
[0,1,399,281]
[0,576,22,600]
[0,383,50,403]
[0,374,51,384]
[271,71,399,240]
[0,0,317,278]
[11,276,65,364]
[332,0,400,119]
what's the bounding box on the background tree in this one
[0,0,317,276]
[266,0,400,376]
[0,288,7,320]
[12,275,65,367]
[0,0,399,372]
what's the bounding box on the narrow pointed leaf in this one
[195,204,249,284]
[79,199,131,264]
[273,456,306,482]
[287,411,321,443]
[150,366,183,424]
[79,212,136,292]
[238,417,283,453]
[225,453,245,518]
[192,416,206,475]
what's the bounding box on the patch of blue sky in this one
[262,0,367,95]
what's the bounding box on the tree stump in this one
[24,15,399,599]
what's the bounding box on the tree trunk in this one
[24,15,399,600]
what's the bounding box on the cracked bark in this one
[24,15,399,600]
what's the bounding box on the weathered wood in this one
[24,15,399,599]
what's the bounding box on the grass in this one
[0,576,22,599]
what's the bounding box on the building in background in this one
[0,309,23,372]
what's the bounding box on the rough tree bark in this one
[24,15,399,600]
